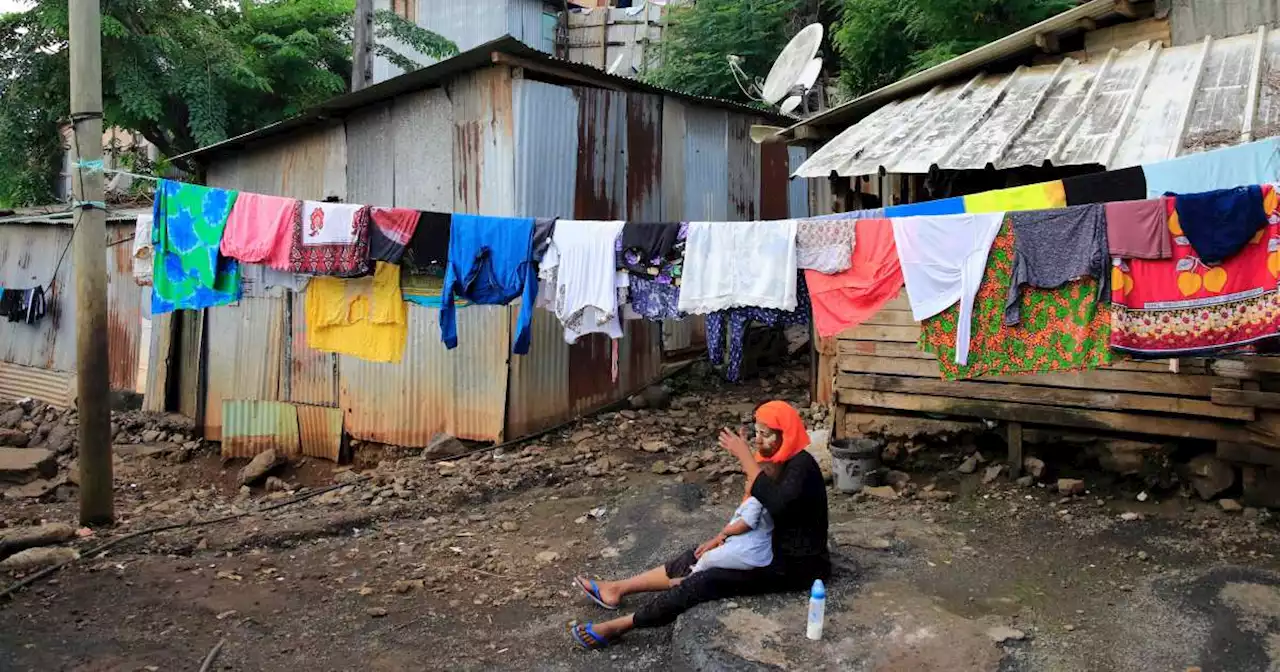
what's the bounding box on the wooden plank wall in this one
[826,292,1280,452]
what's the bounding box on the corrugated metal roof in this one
[177,36,788,163]
[794,31,1280,177]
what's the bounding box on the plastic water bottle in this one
[806,579,826,640]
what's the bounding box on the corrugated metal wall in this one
[1171,0,1280,44]
[683,107,730,220]
[203,297,286,440]
[0,221,144,405]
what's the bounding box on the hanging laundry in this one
[1105,199,1172,260]
[1005,204,1108,326]
[440,214,538,354]
[620,222,686,321]
[541,220,628,343]
[239,263,310,298]
[619,222,683,277]
[963,181,1066,214]
[369,207,421,264]
[796,216,857,274]
[1110,189,1280,358]
[1142,137,1280,198]
[0,289,18,319]
[628,275,683,320]
[305,261,407,363]
[884,197,964,217]
[807,208,885,221]
[0,287,47,325]
[892,212,1004,365]
[1063,166,1147,205]
[807,218,903,339]
[220,192,300,267]
[678,220,798,314]
[401,275,473,309]
[532,217,557,263]
[1171,185,1268,265]
[402,211,452,276]
[290,201,371,277]
[151,180,242,314]
[708,273,811,382]
[131,213,154,286]
[920,222,1112,380]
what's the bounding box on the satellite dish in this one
[606,52,628,76]
[761,24,823,104]
[778,57,823,114]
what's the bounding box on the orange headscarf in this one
[754,401,810,464]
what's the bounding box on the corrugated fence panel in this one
[660,97,687,221]
[394,88,456,211]
[340,304,509,446]
[204,297,285,440]
[514,79,579,219]
[452,67,517,216]
[346,103,395,206]
[683,107,729,220]
[626,93,663,221]
[0,361,74,407]
[221,399,300,459]
[506,306,573,438]
[296,403,343,461]
[289,294,337,407]
[106,225,143,392]
[575,87,628,219]
[787,146,811,219]
[727,114,761,221]
[0,223,74,373]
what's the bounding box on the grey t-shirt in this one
[1005,204,1109,326]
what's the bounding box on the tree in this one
[645,0,808,103]
[0,0,457,206]
[830,0,1074,98]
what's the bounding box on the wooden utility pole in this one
[69,0,113,526]
[353,0,374,91]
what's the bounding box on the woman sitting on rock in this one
[570,400,830,650]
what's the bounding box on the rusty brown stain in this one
[454,121,483,212]
[760,141,790,220]
[106,311,136,392]
[567,333,614,404]
[221,434,288,460]
[575,89,625,220]
[626,95,662,221]
[727,118,758,221]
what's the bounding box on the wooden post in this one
[69,0,113,526]
[1007,421,1024,476]
[353,0,374,91]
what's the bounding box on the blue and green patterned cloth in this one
[151,179,242,314]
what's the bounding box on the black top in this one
[1063,166,1148,206]
[750,450,830,578]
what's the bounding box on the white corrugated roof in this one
[794,28,1280,177]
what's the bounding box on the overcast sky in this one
[0,0,31,13]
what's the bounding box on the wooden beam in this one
[845,412,984,439]
[837,355,1240,397]
[1075,17,1098,32]
[839,324,922,343]
[490,51,625,91]
[1007,422,1024,476]
[836,389,1252,443]
[1212,388,1280,411]
[862,310,919,327]
[838,373,1255,420]
[1114,0,1139,19]
[1035,32,1060,53]
[792,125,836,142]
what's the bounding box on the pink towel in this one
[1105,198,1172,260]
[221,193,300,268]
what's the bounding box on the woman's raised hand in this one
[718,427,752,461]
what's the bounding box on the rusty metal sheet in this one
[204,297,285,441]
[683,107,728,220]
[451,67,517,215]
[220,399,300,459]
[660,97,687,220]
[505,306,572,438]
[514,78,579,218]
[295,403,343,462]
[394,87,456,210]
[626,93,663,221]
[760,141,790,220]
[340,304,509,446]
[727,115,760,220]
[106,231,144,392]
[575,87,628,219]
[0,222,73,372]
[0,361,74,407]
[288,294,337,407]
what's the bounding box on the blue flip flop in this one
[569,621,611,650]
[576,578,619,610]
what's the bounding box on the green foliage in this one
[0,0,457,206]
[644,0,805,103]
[830,0,1074,97]
[373,9,459,75]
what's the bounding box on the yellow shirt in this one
[305,261,408,363]
[963,180,1067,214]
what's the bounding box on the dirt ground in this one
[2,364,1280,671]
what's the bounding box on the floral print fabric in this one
[919,220,1113,379]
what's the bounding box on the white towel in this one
[132,213,154,286]
[891,212,1004,366]
[542,220,627,343]
[677,220,798,314]
[301,201,364,246]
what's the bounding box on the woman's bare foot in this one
[576,576,622,608]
